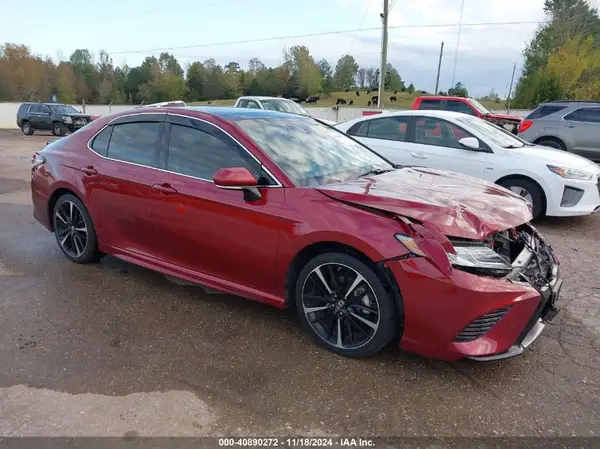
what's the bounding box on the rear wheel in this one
[52,122,66,137]
[499,178,544,219]
[536,138,565,151]
[22,122,34,135]
[52,194,103,263]
[295,252,399,357]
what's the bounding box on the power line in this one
[346,0,373,55]
[107,19,551,56]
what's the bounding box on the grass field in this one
[190,91,505,110]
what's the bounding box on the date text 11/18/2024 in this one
[218,438,375,447]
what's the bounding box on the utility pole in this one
[451,0,465,87]
[377,0,389,108]
[506,62,517,112]
[435,41,444,95]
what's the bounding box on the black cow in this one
[305,96,319,104]
[207,101,212,105]
[336,98,347,105]
[349,99,354,105]
[344,88,350,93]
[389,96,397,103]
[393,90,398,94]
[367,101,372,106]
[356,90,360,96]
[371,95,379,104]
[366,89,371,95]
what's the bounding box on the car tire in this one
[537,138,565,151]
[52,194,104,264]
[499,178,544,219]
[295,252,400,357]
[52,122,66,137]
[22,122,34,135]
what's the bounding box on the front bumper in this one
[385,226,562,361]
[545,174,600,217]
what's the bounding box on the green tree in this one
[203,58,225,100]
[385,63,405,91]
[406,83,415,94]
[333,55,359,90]
[283,46,321,98]
[317,59,334,92]
[448,81,468,97]
[69,49,98,102]
[186,61,206,101]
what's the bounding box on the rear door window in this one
[569,107,600,123]
[365,116,409,141]
[90,127,113,157]
[106,122,160,167]
[29,104,41,113]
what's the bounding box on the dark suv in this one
[17,103,92,136]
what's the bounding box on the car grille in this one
[74,118,88,126]
[454,307,510,342]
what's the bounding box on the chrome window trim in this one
[561,106,600,125]
[86,112,284,188]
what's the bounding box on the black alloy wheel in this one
[296,253,399,357]
[53,194,103,263]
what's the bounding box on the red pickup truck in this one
[411,96,522,133]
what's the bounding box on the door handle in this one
[80,166,98,175]
[152,183,178,194]
[566,125,576,128]
[410,152,428,159]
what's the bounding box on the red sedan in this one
[30,106,562,361]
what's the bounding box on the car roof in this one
[131,105,310,121]
[363,110,469,119]
[237,96,295,101]
[544,101,600,106]
[416,96,472,101]
[22,102,66,106]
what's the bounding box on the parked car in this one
[234,96,336,125]
[17,103,93,136]
[411,96,522,133]
[31,106,562,362]
[517,100,600,161]
[335,110,600,219]
[139,100,187,108]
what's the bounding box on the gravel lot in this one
[0,130,599,438]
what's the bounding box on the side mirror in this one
[213,167,261,201]
[458,137,480,150]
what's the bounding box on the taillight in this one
[31,152,46,169]
[518,119,533,134]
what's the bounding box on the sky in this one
[0,0,549,97]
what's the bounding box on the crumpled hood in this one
[487,113,522,122]
[317,167,533,240]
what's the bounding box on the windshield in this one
[235,117,394,187]
[468,99,491,115]
[457,116,526,148]
[260,99,309,116]
[49,105,80,114]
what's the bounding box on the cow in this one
[389,96,397,103]
[367,101,372,106]
[349,99,354,105]
[394,90,398,94]
[305,96,319,104]
[366,89,371,95]
[336,98,347,105]
[207,101,212,105]
[371,95,379,104]
[344,88,350,93]
[356,90,360,96]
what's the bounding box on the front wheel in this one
[52,122,66,136]
[499,178,544,219]
[295,252,400,357]
[53,194,103,263]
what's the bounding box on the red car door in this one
[150,114,285,296]
[83,114,164,258]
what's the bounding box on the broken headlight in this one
[448,244,512,277]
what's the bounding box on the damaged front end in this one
[447,224,562,360]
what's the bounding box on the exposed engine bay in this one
[449,224,557,292]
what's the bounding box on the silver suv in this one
[517,100,600,161]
